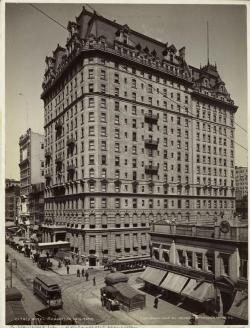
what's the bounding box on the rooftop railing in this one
[152,223,248,242]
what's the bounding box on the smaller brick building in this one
[5,180,20,222]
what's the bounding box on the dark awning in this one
[105,272,129,285]
[115,282,145,300]
[227,290,248,321]
[6,288,23,301]
[140,266,167,286]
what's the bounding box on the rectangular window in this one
[114,73,119,83]
[88,69,94,79]
[101,141,106,151]
[89,140,95,151]
[187,251,193,267]
[101,113,106,122]
[90,197,95,208]
[196,253,203,269]
[88,97,94,107]
[100,70,106,80]
[88,126,95,136]
[101,198,107,208]
[89,112,95,122]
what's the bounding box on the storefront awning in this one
[160,272,189,294]
[181,280,215,302]
[37,241,70,248]
[140,266,167,286]
[227,290,248,321]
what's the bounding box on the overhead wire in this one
[29,4,68,31]
[31,3,247,152]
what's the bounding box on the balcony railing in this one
[45,151,52,159]
[66,137,75,147]
[55,157,63,164]
[151,223,248,242]
[144,139,159,149]
[144,113,159,124]
[45,173,52,180]
[145,165,158,175]
[67,164,76,172]
[55,120,63,130]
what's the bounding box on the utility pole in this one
[207,21,210,65]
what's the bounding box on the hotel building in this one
[41,7,237,266]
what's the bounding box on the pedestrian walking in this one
[93,276,96,286]
[81,268,85,277]
[189,314,198,325]
[77,268,80,277]
[46,251,49,258]
[66,265,70,275]
[154,297,159,309]
[85,271,89,281]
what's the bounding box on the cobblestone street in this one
[5,245,226,325]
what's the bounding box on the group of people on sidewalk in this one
[64,265,96,286]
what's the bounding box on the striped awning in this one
[140,266,167,286]
[227,290,248,321]
[160,272,189,294]
[181,280,215,302]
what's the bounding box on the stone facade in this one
[41,7,237,265]
[5,181,20,222]
[149,219,247,315]
[235,166,248,200]
[19,129,45,226]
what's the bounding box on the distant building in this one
[28,183,45,226]
[41,7,237,266]
[5,179,20,188]
[18,129,45,231]
[5,179,20,222]
[144,218,248,323]
[235,166,248,200]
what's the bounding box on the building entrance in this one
[89,256,96,267]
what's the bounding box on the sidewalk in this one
[49,258,105,276]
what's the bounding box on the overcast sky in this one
[5,3,247,180]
